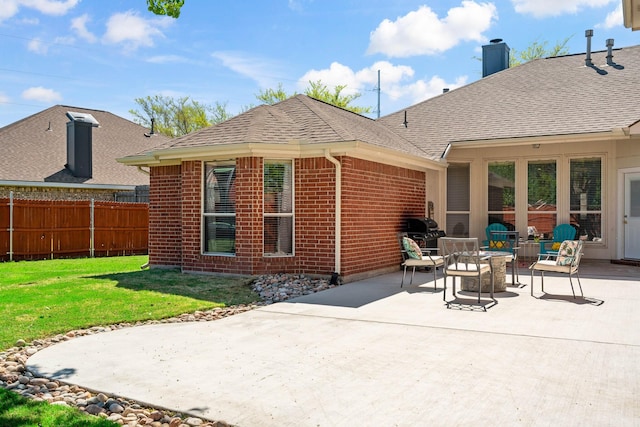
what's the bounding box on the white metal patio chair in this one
[440,237,496,310]
[529,240,584,298]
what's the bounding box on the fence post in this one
[9,191,13,261]
[90,199,95,258]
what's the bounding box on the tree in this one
[147,0,184,18]
[256,83,293,105]
[509,37,572,67]
[305,80,372,114]
[256,80,373,114]
[129,95,232,138]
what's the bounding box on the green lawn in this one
[0,256,259,426]
[0,387,118,427]
[0,256,258,350]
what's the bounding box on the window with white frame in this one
[264,160,293,255]
[203,162,236,254]
[569,157,602,242]
[446,163,470,237]
[488,161,515,229]
[527,160,557,238]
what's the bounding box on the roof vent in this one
[606,38,614,65]
[585,29,594,67]
[482,39,510,77]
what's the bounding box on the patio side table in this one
[460,251,508,293]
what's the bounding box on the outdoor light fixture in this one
[532,144,541,149]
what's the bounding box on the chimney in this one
[585,29,593,66]
[482,38,510,77]
[66,111,99,178]
[606,38,614,65]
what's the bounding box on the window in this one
[570,158,602,241]
[264,161,293,255]
[528,160,557,238]
[203,163,236,254]
[488,161,515,229]
[446,163,470,237]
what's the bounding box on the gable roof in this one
[379,44,640,158]
[0,105,169,187]
[143,94,430,158]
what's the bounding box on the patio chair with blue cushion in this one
[399,234,444,289]
[440,237,496,310]
[530,240,584,298]
[539,223,577,255]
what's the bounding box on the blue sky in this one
[0,0,637,128]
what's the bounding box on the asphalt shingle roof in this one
[379,44,640,158]
[0,105,169,186]
[148,94,430,158]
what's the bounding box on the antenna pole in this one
[377,69,381,119]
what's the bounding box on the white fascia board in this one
[446,130,626,150]
[117,141,444,172]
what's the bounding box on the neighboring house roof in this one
[0,105,169,187]
[379,44,640,159]
[144,94,430,158]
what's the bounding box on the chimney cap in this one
[490,38,503,44]
[66,111,100,127]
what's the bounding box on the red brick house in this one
[119,40,640,281]
[120,95,444,281]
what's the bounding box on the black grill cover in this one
[406,217,439,232]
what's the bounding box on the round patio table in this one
[460,251,509,293]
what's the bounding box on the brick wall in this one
[149,165,182,267]
[148,156,426,281]
[340,157,425,278]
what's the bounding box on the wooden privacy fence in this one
[0,195,148,261]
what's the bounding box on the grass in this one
[0,256,260,426]
[0,388,117,427]
[0,256,258,350]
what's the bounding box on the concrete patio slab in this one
[27,261,640,426]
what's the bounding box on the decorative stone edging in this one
[0,274,339,427]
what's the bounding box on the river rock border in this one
[0,274,339,427]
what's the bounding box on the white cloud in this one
[0,1,20,21]
[71,14,97,43]
[298,60,467,106]
[367,1,497,58]
[299,61,414,95]
[390,75,469,104]
[103,10,172,51]
[510,0,616,18]
[0,0,79,22]
[21,86,62,103]
[0,92,10,104]
[27,37,48,54]
[596,3,623,28]
[212,51,285,88]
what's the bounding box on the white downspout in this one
[324,150,341,274]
